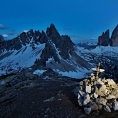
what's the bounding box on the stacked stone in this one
[77,63,118,114]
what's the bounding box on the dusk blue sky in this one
[0,0,118,43]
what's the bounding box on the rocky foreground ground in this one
[0,69,118,118]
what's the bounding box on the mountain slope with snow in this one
[0,24,92,78]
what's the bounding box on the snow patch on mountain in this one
[33,69,46,76]
[0,43,45,75]
[55,67,91,78]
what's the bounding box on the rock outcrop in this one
[98,29,110,46]
[76,63,118,114]
[0,35,4,42]
[97,24,118,46]
[0,24,91,73]
[111,25,118,46]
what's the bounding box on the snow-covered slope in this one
[0,24,92,79]
[76,45,118,80]
[0,43,45,75]
[1,24,117,79]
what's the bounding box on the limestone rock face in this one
[111,25,118,46]
[0,35,4,49]
[0,35,4,42]
[98,29,110,46]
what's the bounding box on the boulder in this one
[113,101,118,111]
[94,93,98,98]
[104,105,111,112]
[85,85,91,93]
[84,107,91,115]
[89,102,98,111]
[95,97,107,106]
[78,98,83,106]
[106,94,115,100]
[106,79,117,87]
[83,94,90,105]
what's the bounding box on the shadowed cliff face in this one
[111,25,118,46]
[0,35,4,42]
[98,29,110,46]
[98,25,118,46]
[0,24,91,74]
[1,24,74,63]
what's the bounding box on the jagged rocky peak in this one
[98,29,110,46]
[111,25,118,46]
[46,23,60,38]
[0,35,4,42]
[0,35,4,50]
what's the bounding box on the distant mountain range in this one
[0,24,118,79]
[77,42,97,48]
[0,24,91,77]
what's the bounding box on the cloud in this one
[2,34,8,38]
[65,27,72,30]
[90,38,96,40]
[23,30,29,33]
[0,24,7,29]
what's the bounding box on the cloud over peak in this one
[2,34,8,38]
[0,24,7,29]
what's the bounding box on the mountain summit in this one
[0,24,91,76]
[97,24,118,46]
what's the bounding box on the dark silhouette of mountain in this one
[0,24,91,74]
[98,29,110,46]
[111,25,118,46]
[97,25,118,46]
[0,35,4,42]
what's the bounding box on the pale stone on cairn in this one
[104,105,111,112]
[115,93,118,98]
[89,102,98,111]
[84,107,91,115]
[107,79,116,86]
[79,81,84,86]
[111,88,118,95]
[95,87,105,96]
[85,85,91,93]
[106,94,115,100]
[96,79,104,85]
[96,97,107,106]
[107,103,112,109]
[113,101,118,111]
[94,93,98,98]
[78,98,83,106]
[83,94,90,105]
[78,94,81,99]
[99,84,106,92]
[79,90,85,96]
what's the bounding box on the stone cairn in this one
[77,62,118,114]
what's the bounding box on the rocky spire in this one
[98,29,110,46]
[111,25,118,46]
[0,35,4,42]
[46,24,60,38]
